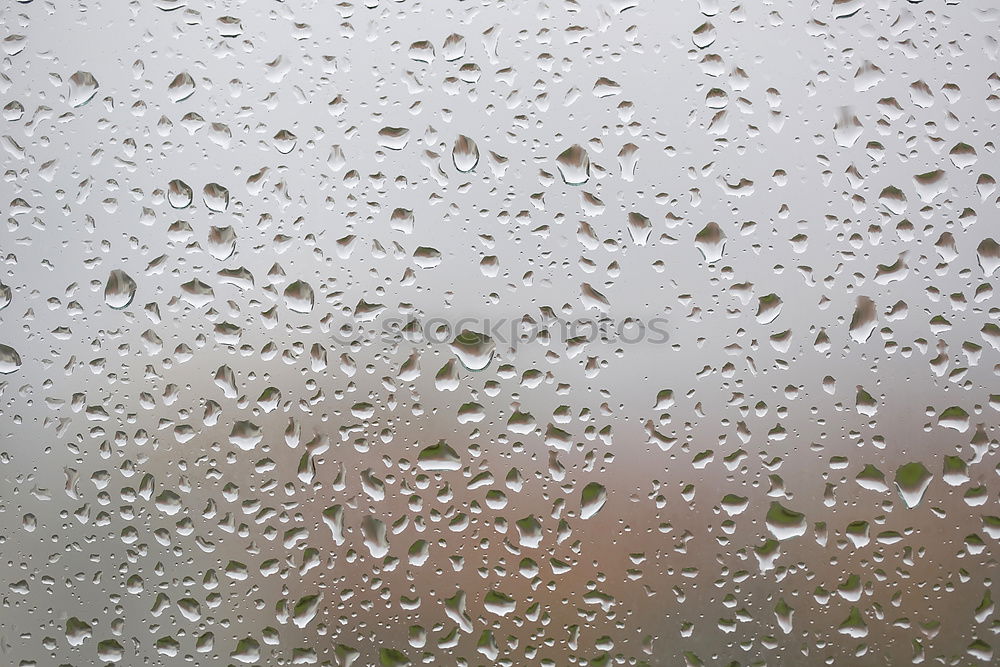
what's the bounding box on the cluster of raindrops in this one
[0,0,998,666]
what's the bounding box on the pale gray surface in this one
[0,0,998,665]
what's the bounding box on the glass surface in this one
[1,0,998,665]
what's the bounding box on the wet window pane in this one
[1,1,998,665]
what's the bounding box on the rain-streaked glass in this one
[1,1,998,665]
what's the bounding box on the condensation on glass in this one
[0,0,998,665]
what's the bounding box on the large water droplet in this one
[104,269,137,309]
[452,135,480,172]
[390,208,414,234]
[417,441,462,471]
[755,294,783,324]
[68,71,99,107]
[207,226,237,260]
[65,617,92,647]
[229,421,263,451]
[449,331,495,371]
[894,462,932,508]
[284,280,315,313]
[0,344,21,374]
[442,33,466,61]
[765,502,806,540]
[408,40,435,63]
[977,238,999,277]
[167,179,193,209]
[180,278,215,307]
[202,183,229,211]
[555,144,590,185]
[848,296,877,343]
[272,130,297,154]
[626,212,652,245]
[377,126,409,150]
[230,637,261,664]
[694,222,726,262]
[167,72,196,102]
[580,482,607,519]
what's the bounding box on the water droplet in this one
[104,270,137,309]
[452,135,480,172]
[417,441,462,471]
[68,71,99,107]
[167,179,193,208]
[229,420,263,451]
[694,222,726,263]
[895,462,932,508]
[555,144,590,185]
[0,344,21,374]
[449,331,495,371]
[167,72,196,102]
[765,502,807,540]
[202,183,229,211]
[377,126,409,150]
[284,280,315,313]
[580,482,607,519]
